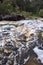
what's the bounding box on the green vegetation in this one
[0,0,43,17]
[39,9,43,17]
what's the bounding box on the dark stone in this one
[1,56,8,65]
[0,13,25,21]
[0,15,2,21]
[16,14,25,20]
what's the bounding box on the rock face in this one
[0,15,2,21]
[0,14,25,21]
[0,19,43,65]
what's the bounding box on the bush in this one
[20,11,32,17]
[0,0,14,14]
[39,9,43,17]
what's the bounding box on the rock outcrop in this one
[0,14,25,21]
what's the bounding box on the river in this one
[0,19,43,65]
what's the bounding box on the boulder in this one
[2,14,17,21]
[0,15,2,21]
[0,13,25,21]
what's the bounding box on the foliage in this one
[0,0,14,14]
[0,0,43,17]
[39,9,43,17]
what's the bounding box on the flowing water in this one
[0,19,43,65]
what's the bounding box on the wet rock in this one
[1,56,8,65]
[4,49,11,55]
[2,14,17,21]
[0,14,25,21]
[6,59,14,65]
[0,15,2,21]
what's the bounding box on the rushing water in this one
[20,19,43,64]
[33,46,43,63]
[18,19,43,31]
[0,19,43,65]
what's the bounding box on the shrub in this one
[0,0,14,14]
[39,9,43,17]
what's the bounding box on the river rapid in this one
[0,19,43,65]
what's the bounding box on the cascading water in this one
[0,19,43,65]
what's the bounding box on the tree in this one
[0,0,14,14]
[39,9,43,17]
